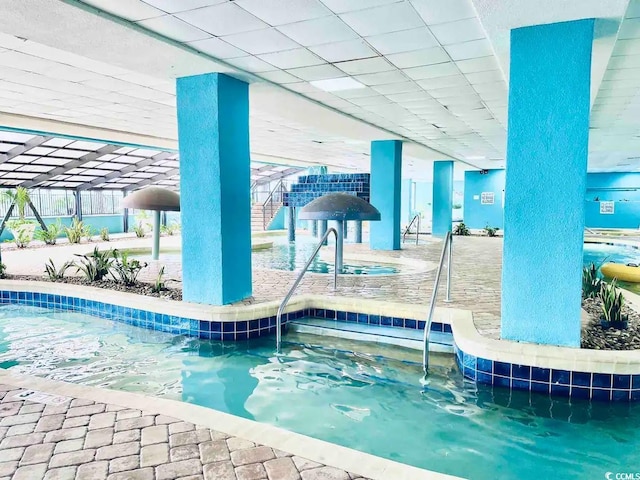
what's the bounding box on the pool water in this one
[252,237,398,274]
[1,306,639,479]
[583,242,640,294]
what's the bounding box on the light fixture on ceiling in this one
[310,77,365,92]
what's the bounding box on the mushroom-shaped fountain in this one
[122,187,180,260]
[299,193,380,271]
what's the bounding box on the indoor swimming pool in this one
[0,305,638,480]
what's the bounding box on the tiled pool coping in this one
[2,280,640,402]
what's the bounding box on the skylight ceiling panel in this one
[42,138,73,148]
[7,155,37,164]
[0,132,35,143]
[82,169,113,176]
[5,172,39,180]
[32,157,72,166]
[48,149,89,159]
[17,164,54,173]
[129,172,157,179]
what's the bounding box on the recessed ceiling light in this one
[310,77,365,92]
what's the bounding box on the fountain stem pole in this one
[152,210,161,261]
[336,220,344,272]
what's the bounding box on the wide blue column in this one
[432,161,453,237]
[177,73,251,305]
[501,19,593,347]
[370,140,402,250]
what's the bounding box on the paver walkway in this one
[1,233,503,338]
[0,384,370,480]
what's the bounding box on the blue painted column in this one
[177,73,251,305]
[432,161,453,237]
[501,19,593,347]
[370,140,402,250]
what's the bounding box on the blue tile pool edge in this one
[2,287,639,403]
[0,289,448,342]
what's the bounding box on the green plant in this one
[6,224,32,248]
[598,280,628,329]
[34,220,63,245]
[44,258,73,281]
[64,217,85,244]
[135,210,153,230]
[452,203,462,209]
[0,262,6,279]
[484,225,499,237]
[133,223,146,238]
[74,247,114,282]
[582,263,602,299]
[111,250,147,286]
[2,186,31,219]
[151,266,166,294]
[453,222,470,236]
[100,227,110,242]
[160,222,180,236]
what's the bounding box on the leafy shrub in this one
[133,223,146,238]
[100,227,110,242]
[34,220,63,245]
[160,223,180,236]
[453,222,470,236]
[599,280,628,329]
[44,259,73,281]
[484,225,499,237]
[582,263,601,299]
[111,250,147,286]
[151,266,166,294]
[74,247,114,282]
[64,217,91,244]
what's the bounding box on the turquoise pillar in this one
[432,161,453,237]
[401,179,413,224]
[501,19,593,347]
[177,73,251,305]
[370,140,402,250]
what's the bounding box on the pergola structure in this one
[0,129,307,195]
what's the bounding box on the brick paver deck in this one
[0,384,370,480]
[1,233,503,338]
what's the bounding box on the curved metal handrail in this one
[423,230,453,373]
[402,214,421,245]
[276,227,339,351]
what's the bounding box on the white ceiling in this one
[0,0,636,180]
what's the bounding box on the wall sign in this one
[600,201,615,215]
[481,192,495,205]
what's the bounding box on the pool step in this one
[287,318,454,353]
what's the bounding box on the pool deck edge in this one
[0,370,462,480]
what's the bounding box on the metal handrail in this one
[402,214,421,245]
[423,230,453,373]
[276,227,339,351]
[262,180,286,229]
